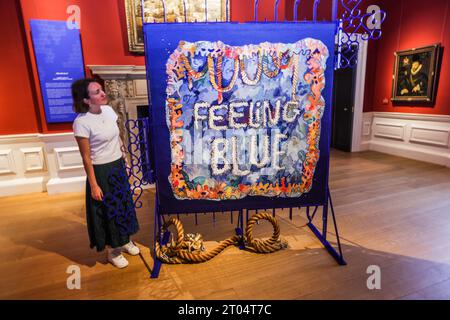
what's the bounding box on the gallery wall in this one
[0,0,288,136]
[285,0,334,21]
[3,0,450,137]
[17,0,147,134]
[0,0,40,135]
[2,0,450,197]
[366,0,450,115]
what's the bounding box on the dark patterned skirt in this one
[86,158,139,252]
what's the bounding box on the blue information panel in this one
[30,20,85,123]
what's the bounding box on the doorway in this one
[331,53,357,152]
[331,40,367,152]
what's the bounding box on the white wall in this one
[0,133,86,197]
[3,112,449,197]
[359,112,450,168]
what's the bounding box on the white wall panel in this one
[362,112,450,168]
[0,149,15,174]
[373,122,406,141]
[409,126,450,147]
[55,147,83,171]
[20,147,45,172]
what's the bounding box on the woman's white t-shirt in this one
[73,105,123,165]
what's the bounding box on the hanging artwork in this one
[166,39,329,200]
[391,44,442,104]
[145,23,335,214]
[125,0,229,53]
[124,0,388,278]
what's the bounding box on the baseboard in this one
[370,140,449,167]
[362,112,450,168]
[0,132,84,197]
[46,176,86,195]
[0,177,46,196]
[0,132,153,197]
[359,141,371,152]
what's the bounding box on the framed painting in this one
[391,44,442,104]
[125,0,230,53]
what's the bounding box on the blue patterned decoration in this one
[125,118,155,208]
[103,164,139,236]
[337,0,386,69]
[102,117,153,234]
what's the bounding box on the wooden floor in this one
[1,149,450,300]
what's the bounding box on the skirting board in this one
[0,133,85,197]
[46,176,87,195]
[360,141,371,151]
[0,132,155,197]
[361,112,450,168]
[0,177,46,197]
[370,140,450,167]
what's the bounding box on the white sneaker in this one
[122,241,140,256]
[107,249,129,269]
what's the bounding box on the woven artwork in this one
[165,38,329,200]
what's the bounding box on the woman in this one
[71,78,140,269]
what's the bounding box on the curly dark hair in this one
[71,78,100,113]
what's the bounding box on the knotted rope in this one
[155,212,287,264]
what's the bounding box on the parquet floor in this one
[1,150,450,299]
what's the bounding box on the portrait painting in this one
[125,0,229,53]
[391,44,441,104]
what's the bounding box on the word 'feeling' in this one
[193,99,302,131]
[191,100,304,176]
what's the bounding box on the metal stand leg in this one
[151,187,346,279]
[151,197,166,278]
[235,209,245,249]
[307,187,346,265]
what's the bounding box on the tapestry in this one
[166,39,328,200]
[144,23,335,213]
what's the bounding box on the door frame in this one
[350,36,368,152]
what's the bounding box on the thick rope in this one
[180,54,208,80]
[245,212,287,253]
[262,52,281,78]
[208,55,240,97]
[155,212,287,264]
[291,53,300,101]
[240,52,263,86]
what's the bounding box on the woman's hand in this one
[91,184,104,201]
[124,158,131,177]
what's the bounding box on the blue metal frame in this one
[313,0,320,22]
[274,0,280,22]
[149,185,346,278]
[336,0,386,69]
[254,0,259,22]
[126,0,387,278]
[124,118,154,208]
[293,0,301,21]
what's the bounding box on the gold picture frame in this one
[391,44,442,105]
[125,0,230,53]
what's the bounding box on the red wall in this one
[232,0,285,22]
[18,0,145,133]
[367,0,450,115]
[9,0,440,135]
[1,0,283,135]
[0,0,40,135]
[286,0,333,21]
[285,0,377,21]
